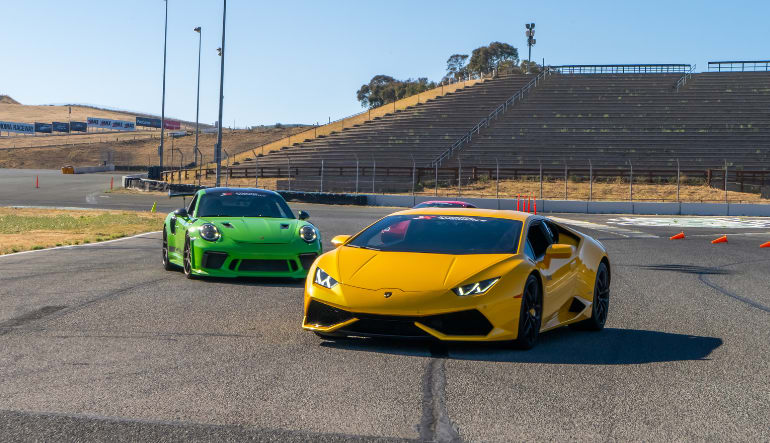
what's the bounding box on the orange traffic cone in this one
[533,199,537,215]
[670,232,685,240]
[760,241,770,248]
[516,195,520,211]
[711,235,728,244]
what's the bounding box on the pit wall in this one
[368,195,770,216]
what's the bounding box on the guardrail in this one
[675,64,697,92]
[429,68,553,168]
[708,60,770,72]
[551,64,691,74]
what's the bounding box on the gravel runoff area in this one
[0,199,769,441]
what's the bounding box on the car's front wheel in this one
[162,228,178,271]
[183,236,196,279]
[512,274,542,350]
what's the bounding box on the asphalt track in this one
[1,169,769,441]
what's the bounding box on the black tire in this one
[512,274,543,350]
[573,262,610,331]
[183,236,196,279]
[162,228,178,271]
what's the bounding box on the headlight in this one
[199,223,221,241]
[452,277,499,296]
[314,267,338,289]
[299,225,317,243]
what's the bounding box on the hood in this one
[332,246,514,291]
[200,217,298,244]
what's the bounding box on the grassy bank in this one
[0,207,165,255]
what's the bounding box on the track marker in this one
[760,241,770,248]
[670,232,685,240]
[711,235,728,244]
[35,175,39,189]
[151,201,157,213]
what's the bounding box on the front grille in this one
[306,300,354,327]
[342,316,430,338]
[307,300,493,338]
[238,259,289,272]
[201,251,228,269]
[298,253,318,270]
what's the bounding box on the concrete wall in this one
[366,195,770,216]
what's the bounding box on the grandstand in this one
[180,62,770,193]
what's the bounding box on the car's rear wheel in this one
[162,228,178,271]
[183,236,196,279]
[573,262,610,330]
[512,274,542,350]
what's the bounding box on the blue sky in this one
[1,0,767,127]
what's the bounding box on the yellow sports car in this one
[302,208,610,349]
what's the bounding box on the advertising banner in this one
[114,120,135,131]
[0,121,35,134]
[52,122,70,133]
[70,121,88,132]
[136,117,162,128]
[35,122,53,133]
[164,119,181,130]
[87,117,135,131]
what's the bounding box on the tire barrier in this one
[278,190,368,206]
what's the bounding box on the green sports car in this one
[162,187,322,279]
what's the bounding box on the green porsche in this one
[162,187,322,279]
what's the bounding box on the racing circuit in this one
[0,171,768,441]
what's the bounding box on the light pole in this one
[193,26,202,167]
[525,22,536,73]
[214,0,227,187]
[159,0,169,170]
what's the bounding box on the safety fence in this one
[160,162,770,203]
[551,64,692,74]
[708,60,770,72]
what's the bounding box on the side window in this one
[187,194,198,216]
[542,220,558,244]
[526,221,553,260]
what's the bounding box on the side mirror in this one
[173,208,188,218]
[331,235,351,248]
[298,210,310,220]
[545,243,572,259]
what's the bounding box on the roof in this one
[391,207,533,222]
[203,187,280,196]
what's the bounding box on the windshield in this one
[197,191,295,219]
[348,214,522,254]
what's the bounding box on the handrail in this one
[675,64,697,92]
[552,64,691,74]
[429,68,552,167]
[708,60,770,72]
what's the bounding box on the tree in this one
[468,42,519,75]
[446,54,469,81]
[356,75,436,108]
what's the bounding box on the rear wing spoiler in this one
[168,191,197,198]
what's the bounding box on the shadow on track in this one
[319,328,723,365]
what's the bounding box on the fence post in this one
[287,155,291,191]
[564,162,568,200]
[724,159,728,204]
[372,159,376,194]
[355,158,359,195]
[676,159,680,202]
[495,158,500,208]
[539,161,543,200]
[411,155,416,199]
[433,162,438,197]
[629,161,633,202]
[458,156,462,197]
[320,159,324,193]
[589,159,593,201]
[255,155,258,188]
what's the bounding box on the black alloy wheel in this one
[162,229,176,271]
[574,262,610,330]
[513,274,542,350]
[183,236,195,279]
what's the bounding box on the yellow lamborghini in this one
[302,208,610,349]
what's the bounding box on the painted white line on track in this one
[550,216,659,238]
[0,231,161,260]
[607,216,770,229]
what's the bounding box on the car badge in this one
[384,291,392,298]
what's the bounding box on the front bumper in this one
[190,239,321,278]
[303,286,524,342]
